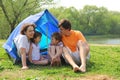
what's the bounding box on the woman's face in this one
[25,26,35,39]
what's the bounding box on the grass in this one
[0,40,120,80]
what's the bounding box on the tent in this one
[3,9,59,63]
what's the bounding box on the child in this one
[28,31,48,65]
[48,32,63,66]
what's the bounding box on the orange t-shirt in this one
[62,30,86,52]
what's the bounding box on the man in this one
[59,19,90,72]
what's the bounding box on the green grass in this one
[0,40,120,80]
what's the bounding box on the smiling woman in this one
[14,23,35,70]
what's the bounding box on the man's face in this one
[59,26,68,36]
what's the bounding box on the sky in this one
[54,0,120,12]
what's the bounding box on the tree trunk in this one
[0,0,12,33]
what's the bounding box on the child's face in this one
[34,36,41,43]
[51,37,59,45]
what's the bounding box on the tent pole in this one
[46,23,49,51]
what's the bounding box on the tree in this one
[50,7,80,30]
[108,11,120,34]
[0,0,54,39]
[79,5,110,35]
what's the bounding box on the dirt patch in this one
[90,44,120,46]
[78,74,117,80]
[0,71,117,80]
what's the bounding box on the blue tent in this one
[3,9,59,62]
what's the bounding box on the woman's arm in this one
[20,48,28,68]
[28,43,33,63]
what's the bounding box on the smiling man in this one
[59,19,90,72]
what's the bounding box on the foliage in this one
[0,40,120,80]
[0,3,120,39]
[49,5,120,35]
[0,0,54,39]
[108,12,120,34]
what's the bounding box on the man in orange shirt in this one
[59,19,90,72]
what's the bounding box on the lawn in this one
[0,40,120,80]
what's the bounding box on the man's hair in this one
[52,32,62,42]
[31,31,42,43]
[20,23,36,35]
[58,19,71,30]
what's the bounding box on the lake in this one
[86,35,120,45]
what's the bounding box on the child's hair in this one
[51,32,62,42]
[31,31,42,43]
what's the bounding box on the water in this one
[87,38,120,45]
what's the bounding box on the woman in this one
[14,23,35,70]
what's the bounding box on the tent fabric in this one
[3,9,59,61]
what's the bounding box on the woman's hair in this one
[58,19,71,30]
[52,32,62,42]
[20,23,36,35]
[31,31,42,43]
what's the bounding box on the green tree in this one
[50,5,120,35]
[0,0,54,39]
[108,11,120,34]
[79,5,110,35]
[50,7,80,30]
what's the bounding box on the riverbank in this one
[86,35,120,45]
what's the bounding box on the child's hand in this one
[52,56,56,61]
[51,57,61,66]
[56,57,61,66]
